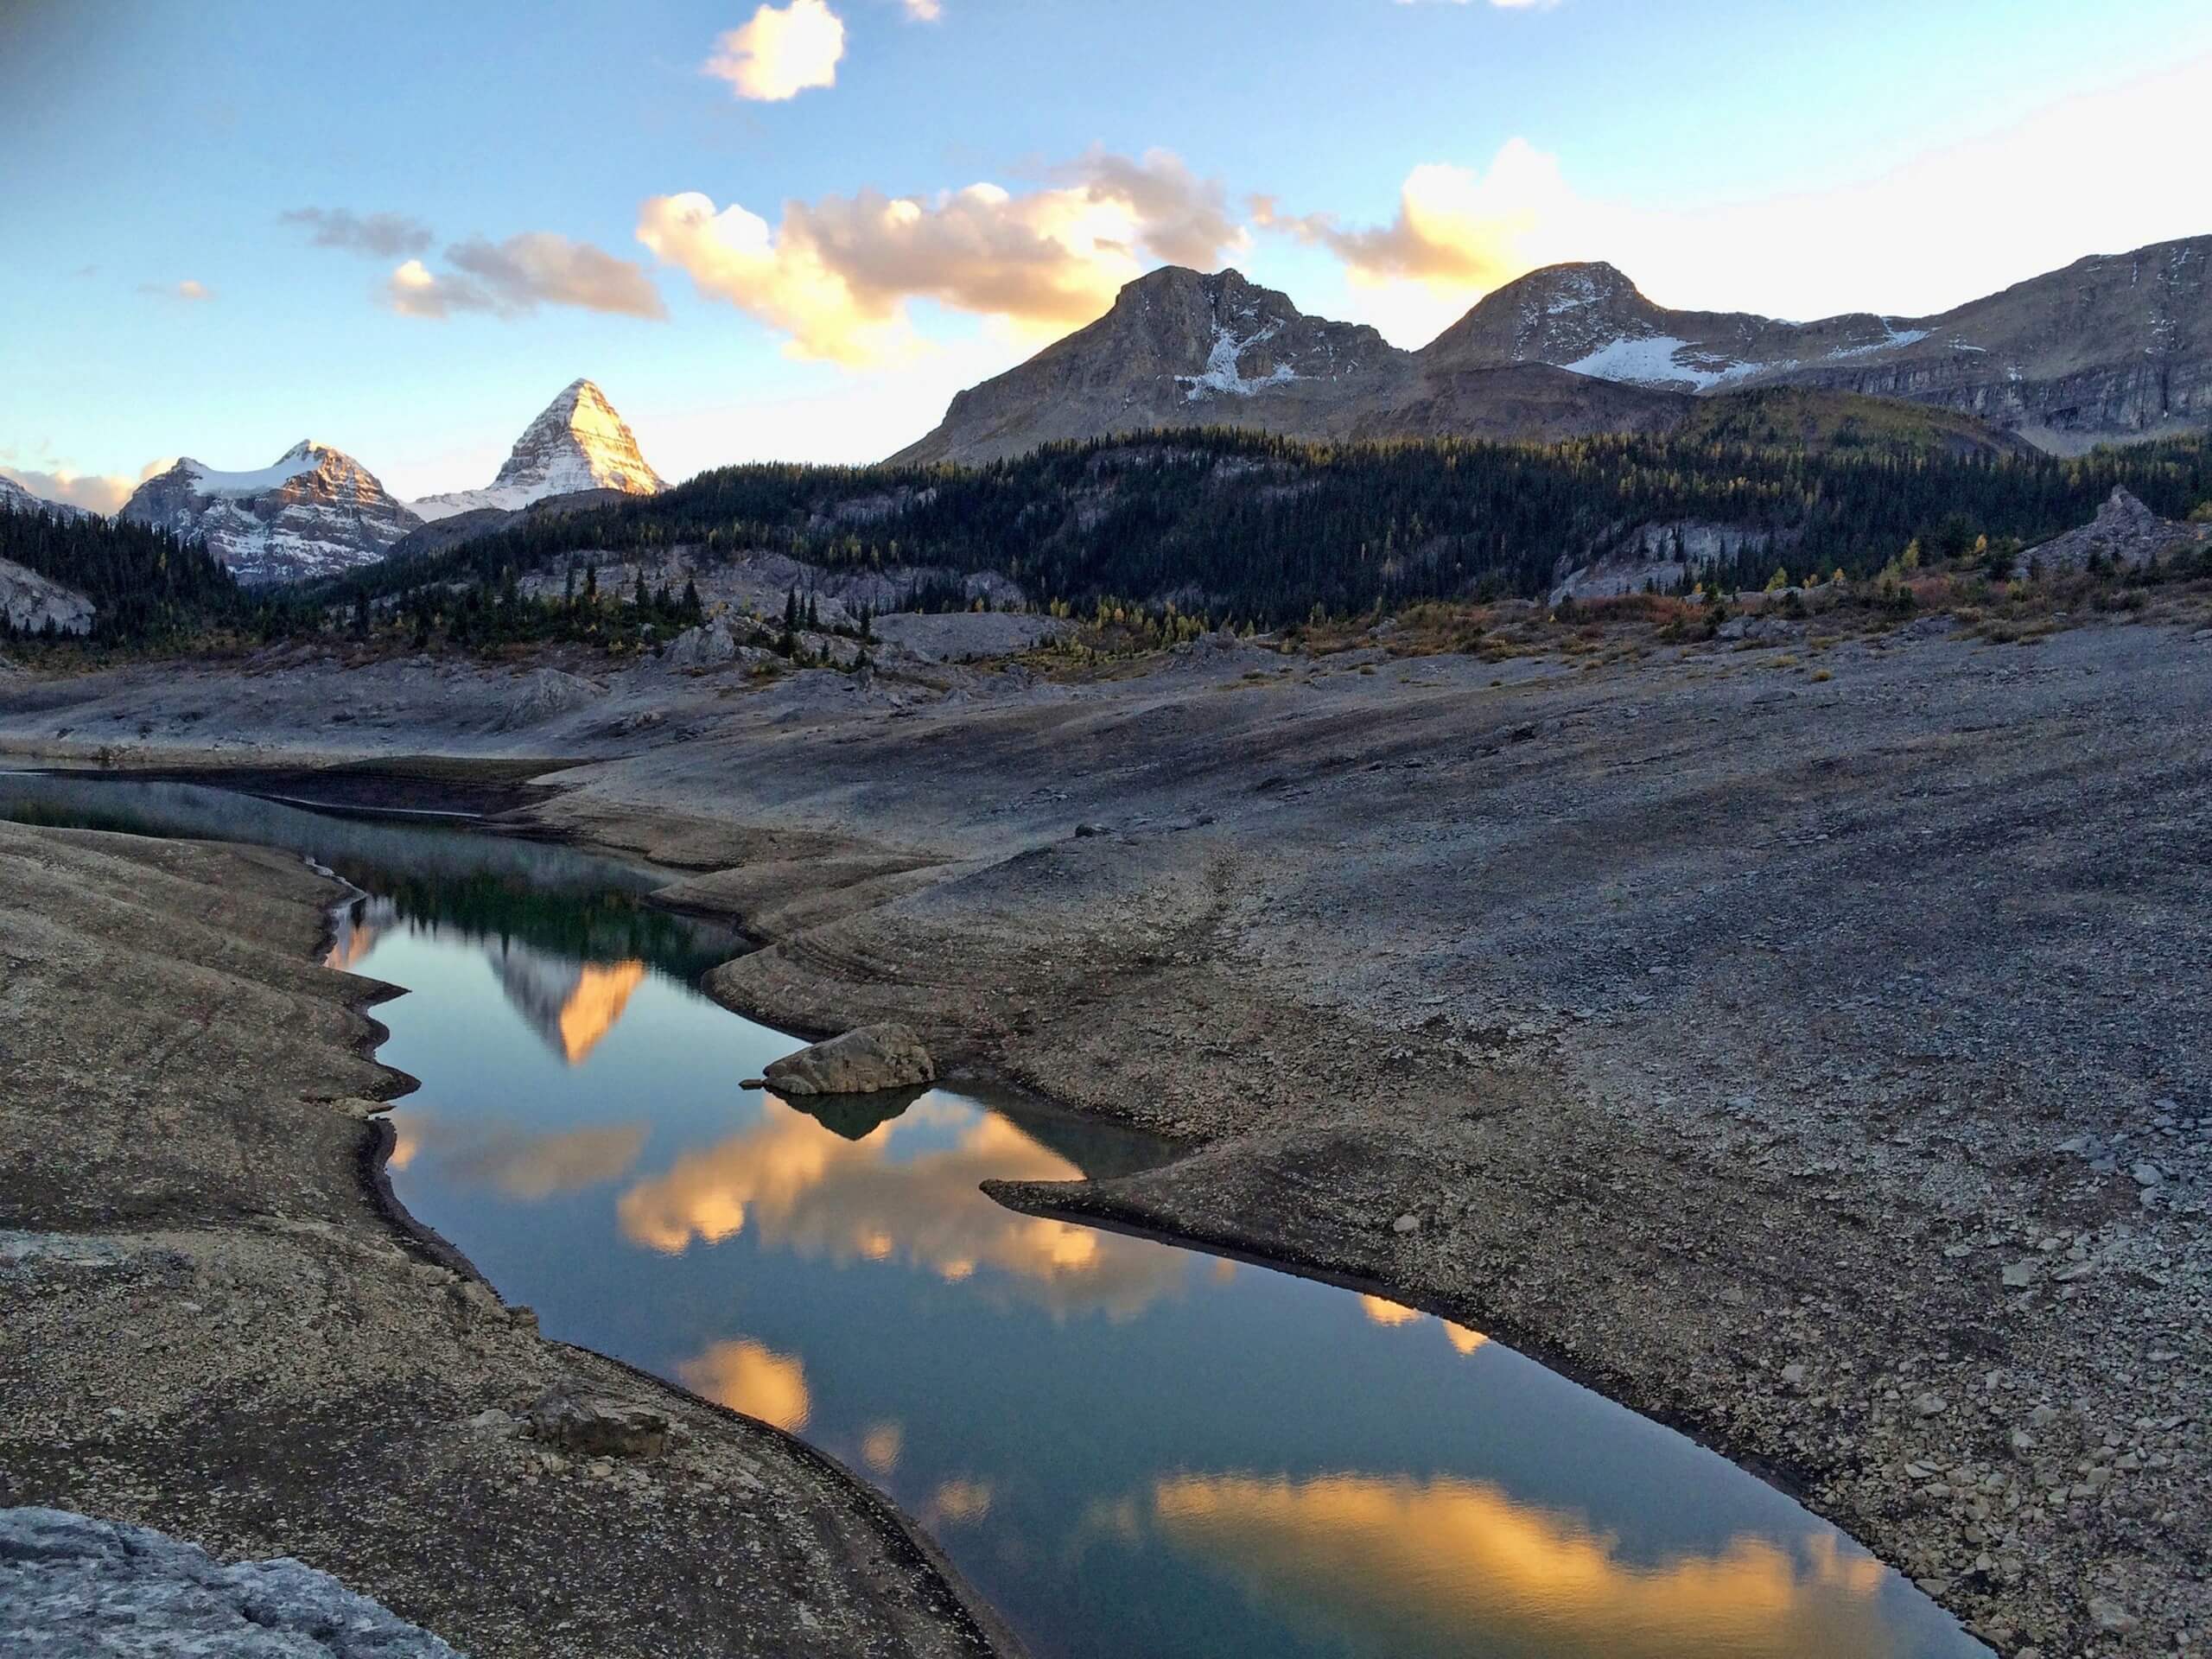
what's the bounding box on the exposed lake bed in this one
[3,613,2208,1656]
[0,773,1983,1657]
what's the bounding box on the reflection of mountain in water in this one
[487,938,647,1065]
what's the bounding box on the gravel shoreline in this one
[0,818,1020,1659]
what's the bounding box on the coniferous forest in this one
[0,506,246,643]
[329,427,2212,627]
[9,426,2210,648]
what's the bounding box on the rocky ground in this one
[0,820,1015,1658]
[3,594,2209,1658]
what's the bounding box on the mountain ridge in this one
[120,442,421,585]
[893,237,2211,463]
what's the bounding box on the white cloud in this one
[902,0,942,17]
[705,0,846,102]
[386,235,665,321]
[1267,50,2212,342]
[638,148,1246,362]
[137,279,212,302]
[2,456,172,515]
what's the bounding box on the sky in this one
[4,0,2210,509]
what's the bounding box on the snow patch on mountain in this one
[179,444,324,497]
[411,378,664,523]
[1179,320,1302,400]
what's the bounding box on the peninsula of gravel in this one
[0,818,1017,1658]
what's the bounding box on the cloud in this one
[281,207,435,258]
[1255,139,1567,295]
[901,0,942,17]
[1267,51,2212,343]
[637,148,1246,362]
[1,456,171,515]
[704,0,845,101]
[137,279,212,302]
[386,234,666,321]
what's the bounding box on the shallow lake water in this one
[2,772,1991,1659]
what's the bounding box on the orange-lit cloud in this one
[1150,1473,1898,1659]
[615,1098,1186,1318]
[387,235,665,321]
[637,149,1244,364]
[861,1422,903,1473]
[138,279,213,302]
[704,0,845,102]
[1273,52,2212,344]
[390,1113,647,1199]
[553,962,648,1064]
[927,1478,995,1526]
[0,454,170,516]
[679,1338,811,1431]
[1258,140,1567,296]
[1359,1294,1422,1327]
[1361,1294,1489,1354]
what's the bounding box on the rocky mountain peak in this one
[491,378,663,496]
[413,379,664,524]
[120,441,419,586]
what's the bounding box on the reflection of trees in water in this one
[0,774,741,982]
[343,866,737,982]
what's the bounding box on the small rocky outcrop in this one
[523,1389,674,1459]
[764,1024,936,1096]
[2014,486,2209,578]
[0,556,94,635]
[0,1506,461,1656]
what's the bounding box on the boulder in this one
[524,1389,673,1459]
[0,1505,461,1656]
[764,1024,936,1096]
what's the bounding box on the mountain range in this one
[893,236,2211,464]
[107,379,666,585]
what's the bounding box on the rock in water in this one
[0,1506,462,1656]
[764,1024,936,1096]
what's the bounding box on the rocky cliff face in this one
[1440,238,2212,453]
[892,267,1691,462]
[0,556,94,635]
[120,442,421,585]
[410,379,664,522]
[895,238,2211,462]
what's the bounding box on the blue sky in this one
[4,0,2209,505]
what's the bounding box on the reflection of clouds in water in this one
[861,1422,903,1474]
[615,1098,1186,1318]
[1148,1473,1896,1659]
[388,1111,646,1198]
[928,1478,995,1527]
[679,1338,810,1432]
[1359,1294,1489,1354]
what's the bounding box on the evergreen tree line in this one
[317,426,2212,627]
[0,506,247,644]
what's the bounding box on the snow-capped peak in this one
[410,378,665,523]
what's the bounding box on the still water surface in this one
[1,773,1989,1659]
